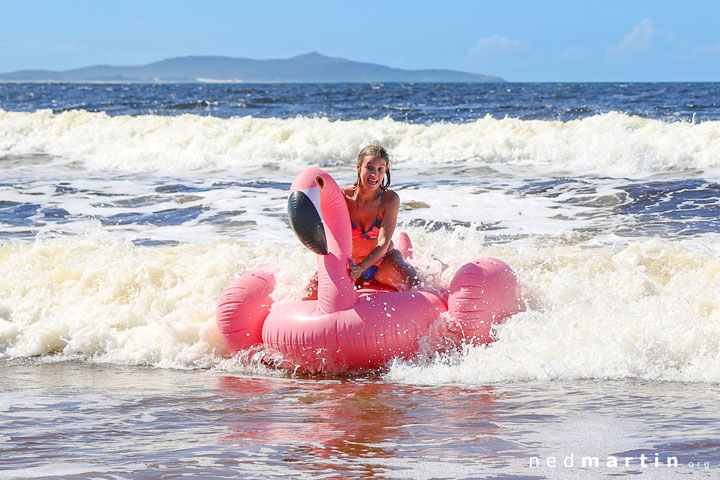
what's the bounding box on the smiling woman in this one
[301,142,419,300]
[343,141,419,290]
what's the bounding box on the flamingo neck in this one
[316,178,357,313]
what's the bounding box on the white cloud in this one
[467,34,531,59]
[609,18,673,55]
[691,43,720,57]
[557,45,589,62]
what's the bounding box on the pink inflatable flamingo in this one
[216,168,522,373]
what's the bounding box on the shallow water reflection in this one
[2,362,720,479]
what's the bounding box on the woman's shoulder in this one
[380,189,400,208]
[342,184,356,197]
[382,188,399,201]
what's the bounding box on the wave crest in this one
[2,109,720,176]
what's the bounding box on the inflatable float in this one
[216,168,522,373]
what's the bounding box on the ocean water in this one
[1,82,720,478]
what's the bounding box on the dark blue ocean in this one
[3,82,720,122]
[1,82,720,478]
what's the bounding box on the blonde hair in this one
[354,141,391,190]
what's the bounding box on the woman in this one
[304,142,419,299]
[344,141,419,290]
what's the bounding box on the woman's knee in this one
[390,250,420,285]
[376,252,419,290]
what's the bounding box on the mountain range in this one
[0,52,505,83]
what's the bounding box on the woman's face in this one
[357,155,388,191]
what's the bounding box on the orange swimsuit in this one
[350,192,384,281]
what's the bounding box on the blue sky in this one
[2,0,719,81]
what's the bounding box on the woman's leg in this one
[373,249,420,290]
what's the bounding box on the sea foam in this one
[2,109,720,177]
[1,228,719,382]
[388,236,720,384]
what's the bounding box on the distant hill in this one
[0,52,505,83]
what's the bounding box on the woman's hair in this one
[354,141,391,190]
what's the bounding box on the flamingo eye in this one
[315,176,325,189]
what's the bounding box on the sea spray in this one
[0,229,310,366]
[3,109,720,177]
[2,227,719,381]
[387,237,720,384]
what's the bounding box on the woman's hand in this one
[348,262,365,279]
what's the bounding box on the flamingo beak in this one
[288,188,328,255]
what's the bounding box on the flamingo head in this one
[287,169,336,255]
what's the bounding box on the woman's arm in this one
[349,191,399,278]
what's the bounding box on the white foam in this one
[0,229,317,366]
[386,236,720,384]
[0,462,142,479]
[1,228,719,382]
[2,109,720,178]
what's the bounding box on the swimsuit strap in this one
[372,191,385,223]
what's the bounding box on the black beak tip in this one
[288,191,328,255]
